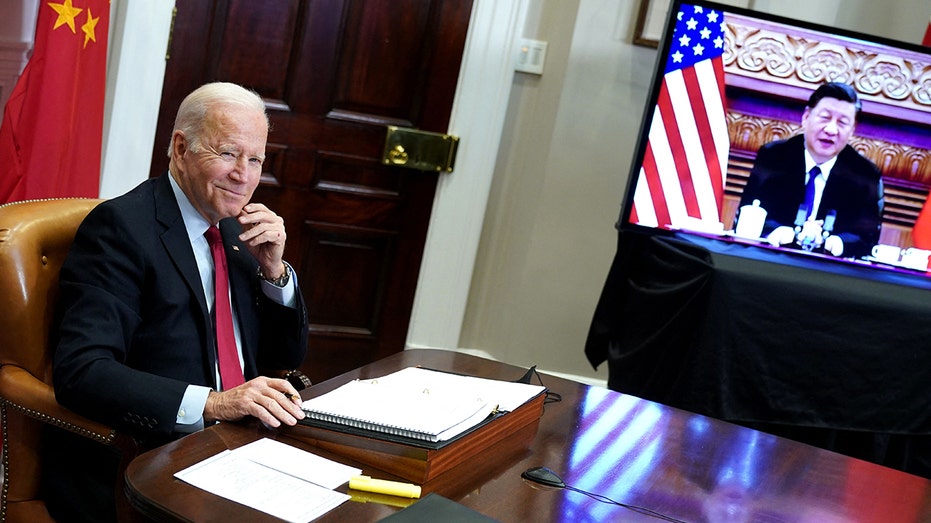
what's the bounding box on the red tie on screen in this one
[205,226,245,390]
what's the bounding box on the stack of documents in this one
[300,367,546,444]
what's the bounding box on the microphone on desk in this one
[823,210,836,234]
[521,466,691,523]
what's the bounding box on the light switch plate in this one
[515,38,547,75]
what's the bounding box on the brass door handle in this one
[387,145,409,166]
[381,126,459,172]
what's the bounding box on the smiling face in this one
[170,102,268,224]
[800,97,858,165]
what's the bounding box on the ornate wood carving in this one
[723,13,931,119]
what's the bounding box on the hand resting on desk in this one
[205,376,305,428]
[766,224,844,256]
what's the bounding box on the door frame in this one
[406,0,530,351]
[100,0,531,352]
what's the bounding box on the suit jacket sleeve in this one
[738,137,808,235]
[819,146,883,258]
[54,201,189,443]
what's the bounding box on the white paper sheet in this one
[174,438,361,523]
[232,438,361,490]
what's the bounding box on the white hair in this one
[167,82,268,157]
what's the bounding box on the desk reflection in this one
[556,388,929,522]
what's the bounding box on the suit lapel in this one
[154,175,208,315]
[153,174,217,381]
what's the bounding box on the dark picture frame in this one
[633,0,670,48]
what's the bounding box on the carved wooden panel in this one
[724,12,931,120]
[214,0,300,107]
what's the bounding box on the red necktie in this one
[205,226,245,390]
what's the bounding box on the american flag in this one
[630,4,729,230]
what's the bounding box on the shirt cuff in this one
[175,384,211,433]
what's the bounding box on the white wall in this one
[99,0,174,198]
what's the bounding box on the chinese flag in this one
[0,0,109,203]
[909,16,931,251]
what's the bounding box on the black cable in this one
[523,365,562,404]
[522,466,691,523]
[520,371,681,520]
[563,485,691,523]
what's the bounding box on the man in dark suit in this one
[737,82,883,259]
[45,82,309,522]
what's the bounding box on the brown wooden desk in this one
[125,349,931,522]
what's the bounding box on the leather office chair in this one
[0,198,134,521]
[0,198,143,522]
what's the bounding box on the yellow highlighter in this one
[349,475,422,499]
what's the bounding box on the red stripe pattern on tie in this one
[205,226,245,390]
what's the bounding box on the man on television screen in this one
[737,82,883,259]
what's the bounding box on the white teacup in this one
[734,200,767,239]
[900,248,931,270]
[871,244,901,264]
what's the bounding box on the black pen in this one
[283,392,298,401]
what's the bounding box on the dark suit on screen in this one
[45,173,308,521]
[738,134,883,258]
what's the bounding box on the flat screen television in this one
[620,0,931,278]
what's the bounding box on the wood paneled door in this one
[149,0,474,382]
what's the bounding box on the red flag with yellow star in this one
[0,0,109,203]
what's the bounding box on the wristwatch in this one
[258,264,291,287]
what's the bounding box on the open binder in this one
[298,367,545,448]
[286,366,548,482]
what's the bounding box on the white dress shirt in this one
[803,150,839,220]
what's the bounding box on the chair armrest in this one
[0,364,117,444]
